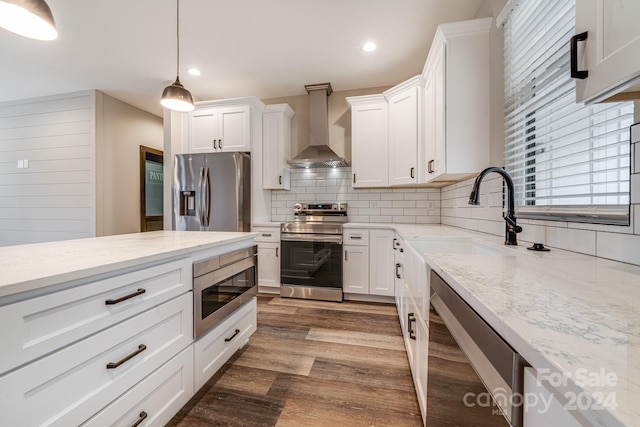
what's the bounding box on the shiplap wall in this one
[0,91,96,246]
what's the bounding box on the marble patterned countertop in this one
[346,223,639,427]
[0,231,257,299]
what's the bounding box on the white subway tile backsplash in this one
[597,232,640,265]
[632,174,640,204]
[393,216,416,224]
[393,200,416,208]
[546,227,597,256]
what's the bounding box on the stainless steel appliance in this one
[280,202,347,302]
[173,152,250,232]
[193,245,257,338]
[429,270,527,426]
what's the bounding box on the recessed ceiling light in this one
[363,42,377,52]
[188,68,201,76]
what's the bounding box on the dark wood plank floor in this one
[168,295,423,426]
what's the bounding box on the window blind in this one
[503,0,633,224]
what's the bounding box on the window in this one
[503,0,633,224]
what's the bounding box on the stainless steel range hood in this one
[288,83,348,168]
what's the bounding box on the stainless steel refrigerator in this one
[173,152,251,232]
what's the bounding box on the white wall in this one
[95,92,163,236]
[0,91,96,246]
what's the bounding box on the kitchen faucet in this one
[468,167,522,245]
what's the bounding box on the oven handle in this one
[281,234,343,244]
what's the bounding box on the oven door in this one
[280,234,343,289]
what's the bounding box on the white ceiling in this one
[0,0,488,117]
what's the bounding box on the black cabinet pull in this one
[392,238,397,249]
[410,167,415,179]
[395,263,402,279]
[279,175,282,185]
[105,288,146,305]
[107,344,146,369]
[353,173,356,184]
[213,139,218,149]
[344,250,348,261]
[225,329,241,342]
[408,313,416,340]
[262,233,272,237]
[219,139,223,149]
[570,32,589,79]
[428,160,435,174]
[350,235,362,240]
[131,411,148,427]
[276,247,279,258]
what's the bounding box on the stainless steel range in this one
[280,202,348,302]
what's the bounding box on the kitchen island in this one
[0,230,257,426]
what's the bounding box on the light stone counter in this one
[0,231,257,299]
[345,223,639,427]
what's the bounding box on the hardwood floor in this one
[169,295,423,426]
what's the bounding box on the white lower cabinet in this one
[194,298,257,391]
[343,244,369,294]
[82,346,194,427]
[253,225,281,294]
[523,367,585,427]
[369,229,395,296]
[0,293,193,427]
[403,284,428,424]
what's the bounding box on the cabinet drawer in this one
[253,226,281,243]
[0,258,192,374]
[344,229,369,246]
[194,297,257,391]
[82,346,194,427]
[0,293,193,427]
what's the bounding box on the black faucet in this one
[468,167,522,245]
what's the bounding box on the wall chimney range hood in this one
[288,83,348,168]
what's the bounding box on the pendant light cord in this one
[176,0,180,78]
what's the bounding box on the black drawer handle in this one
[107,344,147,369]
[279,175,282,185]
[395,263,402,279]
[105,288,146,305]
[131,411,148,427]
[261,233,272,237]
[570,31,589,79]
[225,329,241,342]
[408,313,416,340]
[350,235,362,240]
[428,160,435,174]
[410,167,415,179]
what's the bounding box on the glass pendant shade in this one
[0,0,58,40]
[161,76,194,112]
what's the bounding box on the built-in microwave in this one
[193,246,257,339]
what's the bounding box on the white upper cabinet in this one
[262,104,294,190]
[575,0,640,103]
[421,17,491,184]
[385,76,425,186]
[189,97,264,153]
[346,95,388,188]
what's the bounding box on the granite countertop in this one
[0,231,257,299]
[346,223,639,427]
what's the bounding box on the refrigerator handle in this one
[203,166,211,227]
[198,167,205,225]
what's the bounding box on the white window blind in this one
[503,0,633,224]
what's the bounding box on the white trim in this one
[496,0,517,27]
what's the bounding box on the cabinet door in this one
[351,102,388,188]
[423,43,446,182]
[415,311,429,421]
[257,242,280,291]
[219,106,251,152]
[523,367,584,427]
[343,245,369,294]
[190,109,219,152]
[369,229,394,296]
[262,111,289,189]
[388,87,420,186]
[576,0,640,103]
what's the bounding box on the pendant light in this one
[0,0,58,40]
[161,0,194,112]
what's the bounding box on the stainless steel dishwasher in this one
[429,270,528,427]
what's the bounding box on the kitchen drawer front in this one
[0,293,193,427]
[344,229,369,246]
[194,297,257,391]
[0,258,192,374]
[253,226,281,243]
[81,346,194,427]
